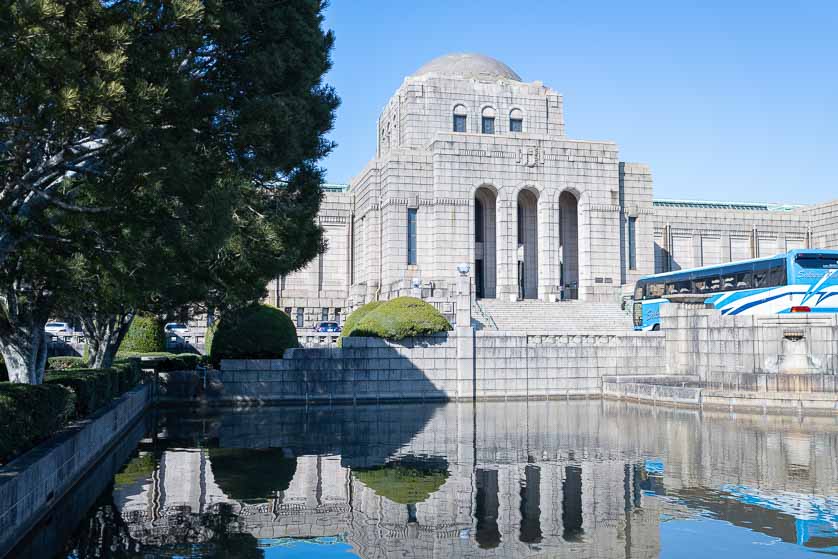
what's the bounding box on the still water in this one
[12,401,838,558]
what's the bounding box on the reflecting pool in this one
[12,401,838,558]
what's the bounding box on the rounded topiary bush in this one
[338,300,383,347]
[207,304,298,367]
[119,314,165,354]
[349,297,451,341]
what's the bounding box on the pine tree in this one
[0,0,338,382]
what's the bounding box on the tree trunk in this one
[0,326,49,384]
[81,311,134,369]
[0,273,53,384]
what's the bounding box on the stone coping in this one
[603,379,838,415]
[475,330,660,337]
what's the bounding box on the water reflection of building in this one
[109,401,838,558]
[115,450,662,558]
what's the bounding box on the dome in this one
[412,53,521,81]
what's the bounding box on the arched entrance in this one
[559,191,579,299]
[474,187,497,298]
[517,189,539,299]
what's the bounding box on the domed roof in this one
[412,53,521,81]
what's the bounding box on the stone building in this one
[271,53,838,328]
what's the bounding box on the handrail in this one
[473,299,499,330]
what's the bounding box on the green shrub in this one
[47,356,87,370]
[349,297,451,341]
[0,383,76,464]
[338,301,383,347]
[112,359,142,393]
[207,304,298,367]
[45,369,114,416]
[119,314,165,354]
[115,351,199,372]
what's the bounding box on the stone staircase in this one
[472,298,634,332]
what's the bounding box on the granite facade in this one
[270,53,838,328]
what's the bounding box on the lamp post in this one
[455,263,471,327]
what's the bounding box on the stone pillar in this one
[455,272,475,400]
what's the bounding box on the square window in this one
[510,118,523,132]
[453,114,467,132]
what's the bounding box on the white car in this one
[45,322,72,335]
[164,322,189,334]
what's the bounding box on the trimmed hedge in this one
[0,383,76,464]
[0,360,141,464]
[45,360,141,416]
[47,356,87,370]
[348,297,451,341]
[46,369,116,416]
[338,301,383,347]
[207,304,298,367]
[116,351,201,371]
[119,314,165,354]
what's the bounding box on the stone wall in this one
[213,330,666,403]
[650,206,809,274]
[0,383,151,557]
[661,304,838,378]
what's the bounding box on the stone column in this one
[455,272,475,401]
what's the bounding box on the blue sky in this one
[320,1,837,204]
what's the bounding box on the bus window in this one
[767,262,786,287]
[721,272,736,290]
[708,276,722,292]
[796,254,838,269]
[648,282,665,298]
[735,270,752,289]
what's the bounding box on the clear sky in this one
[320,1,837,205]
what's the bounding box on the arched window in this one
[509,108,523,132]
[453,104,468,132]
[481,107,496,134]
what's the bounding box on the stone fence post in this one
[455,272,475,400]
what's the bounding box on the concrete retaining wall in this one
[0,383,152,557]
[212,330,666,403]
[662,305,838,378]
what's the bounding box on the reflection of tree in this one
[209,448,297,502]
[62,497,264,558]
[353,455,449,506]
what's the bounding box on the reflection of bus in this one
[632,249,838,331]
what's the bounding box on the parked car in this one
[314,321,341,333]
[45,321,72,335]
[164,322,189,333]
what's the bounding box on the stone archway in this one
[474,187,497,298]
[559,191,579,299]
[517,189,539,299]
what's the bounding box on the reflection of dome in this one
[412,53,521,81]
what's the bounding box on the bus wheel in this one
[652,324,660,331]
